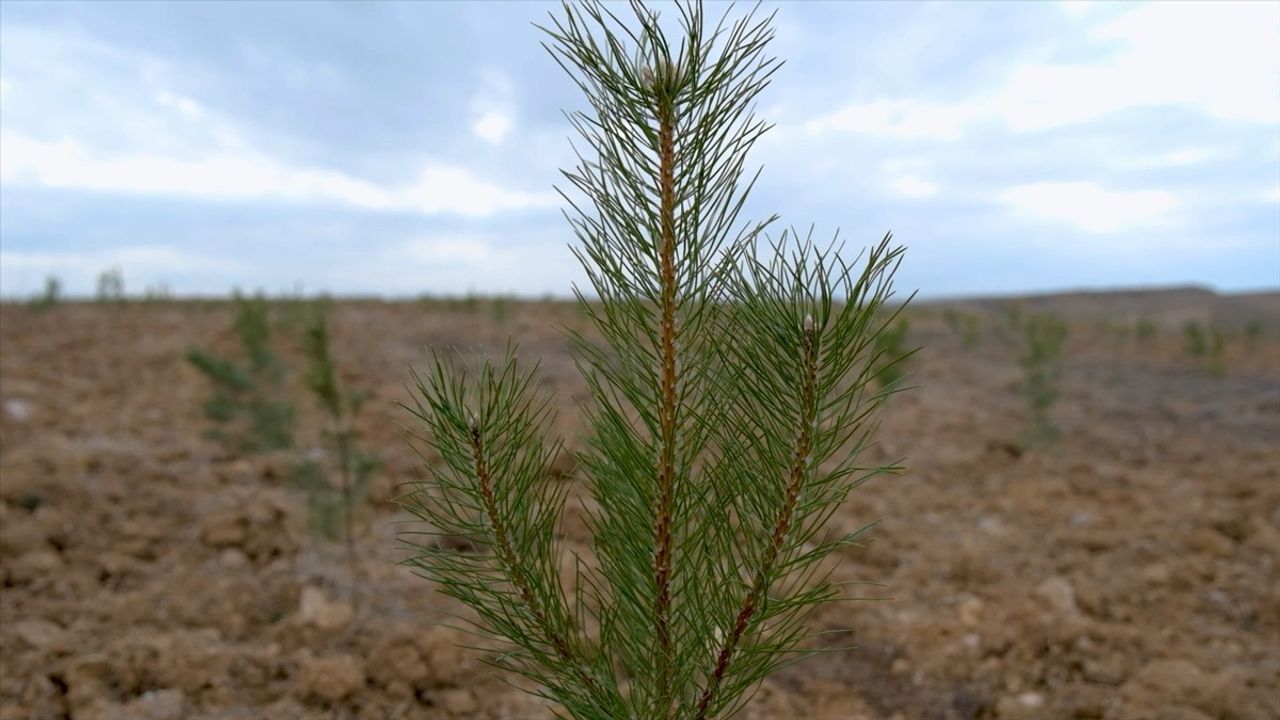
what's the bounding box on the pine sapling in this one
[1019,313,1067,447]
[1184,321,1207,357]
[399,3,909,718]
[187,293,295,452]
[299,304,378,592]
[96,266,125,303]
[30,275,61,311]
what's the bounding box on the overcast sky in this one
[1,0,1277,299]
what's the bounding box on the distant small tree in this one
[872,316,912,388]
[1183,321,1207,357]
[30,275,61,311]
[944,309,979,349]
[96,267,125,302]
[1207,327,1226,378]
[186,294,295,452]
[1019,313,1067,447]
[1244,320,1263,346]
[296,304,378,591]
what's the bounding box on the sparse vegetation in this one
[96,267,125,302]
[1245,319,1263,346]
[186,294,295,453]
[399,3,908,718]
[1207,326,1226,378]
[297,304,378,588]
[1019,313,1067,447]
[943,308,979,349]
[1184,321,1208,357]
[873,315,912,388]
[30,275,61,311]
[1135,318,1157,341]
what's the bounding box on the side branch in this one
[466,420,602,697]
[695,315,820,720]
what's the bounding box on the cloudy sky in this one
[1,0,1277,299]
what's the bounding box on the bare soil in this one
[2,291,1277,720]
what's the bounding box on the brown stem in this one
[467,421,603,698]
[695,317,820,720]
[653,83,679,714]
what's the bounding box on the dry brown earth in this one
[1,291,1277,719]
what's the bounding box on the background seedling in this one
[96,267,125,303]
[186,293,295,453]
[30,275,61,311]
[298,303,378,593]
[1019,313,1067,448]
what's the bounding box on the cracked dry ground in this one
[2,299,1277,719]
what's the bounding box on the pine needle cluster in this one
[399,2,909,718]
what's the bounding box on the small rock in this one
[1140,563,1170,584]
[201,511,245,547]
[3,399,31,422]
[957,596,984,626]
[441,687,478,715]
[1188,527,1234,558]
[126,689,186,720]
[298,586,353,631]
[1017,691,1045,708]
[219,548,248,569]
[1082,657,1126,685]
[296,653,364,703]
[14,619,70,652]
[418,628,475,687]
[368,636,428,689]
[11,550,63,580]
[1035,576,1078,615]
[1068,511,1097,528]
[890,658,910,675]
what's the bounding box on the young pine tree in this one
[298,304,377,589]
[187,294,295,453]
[400,3,908,718]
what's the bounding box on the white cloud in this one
[472,111,513,145]
[0,129,555,217]
[882,159,939,199]
[808,2,1280,140]
[805,99,975,141]
[1128,147,1217,168]
[998,181,1178,234]
[399,235,499,266]
[470,68,517,145]
[155,91,204,119]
